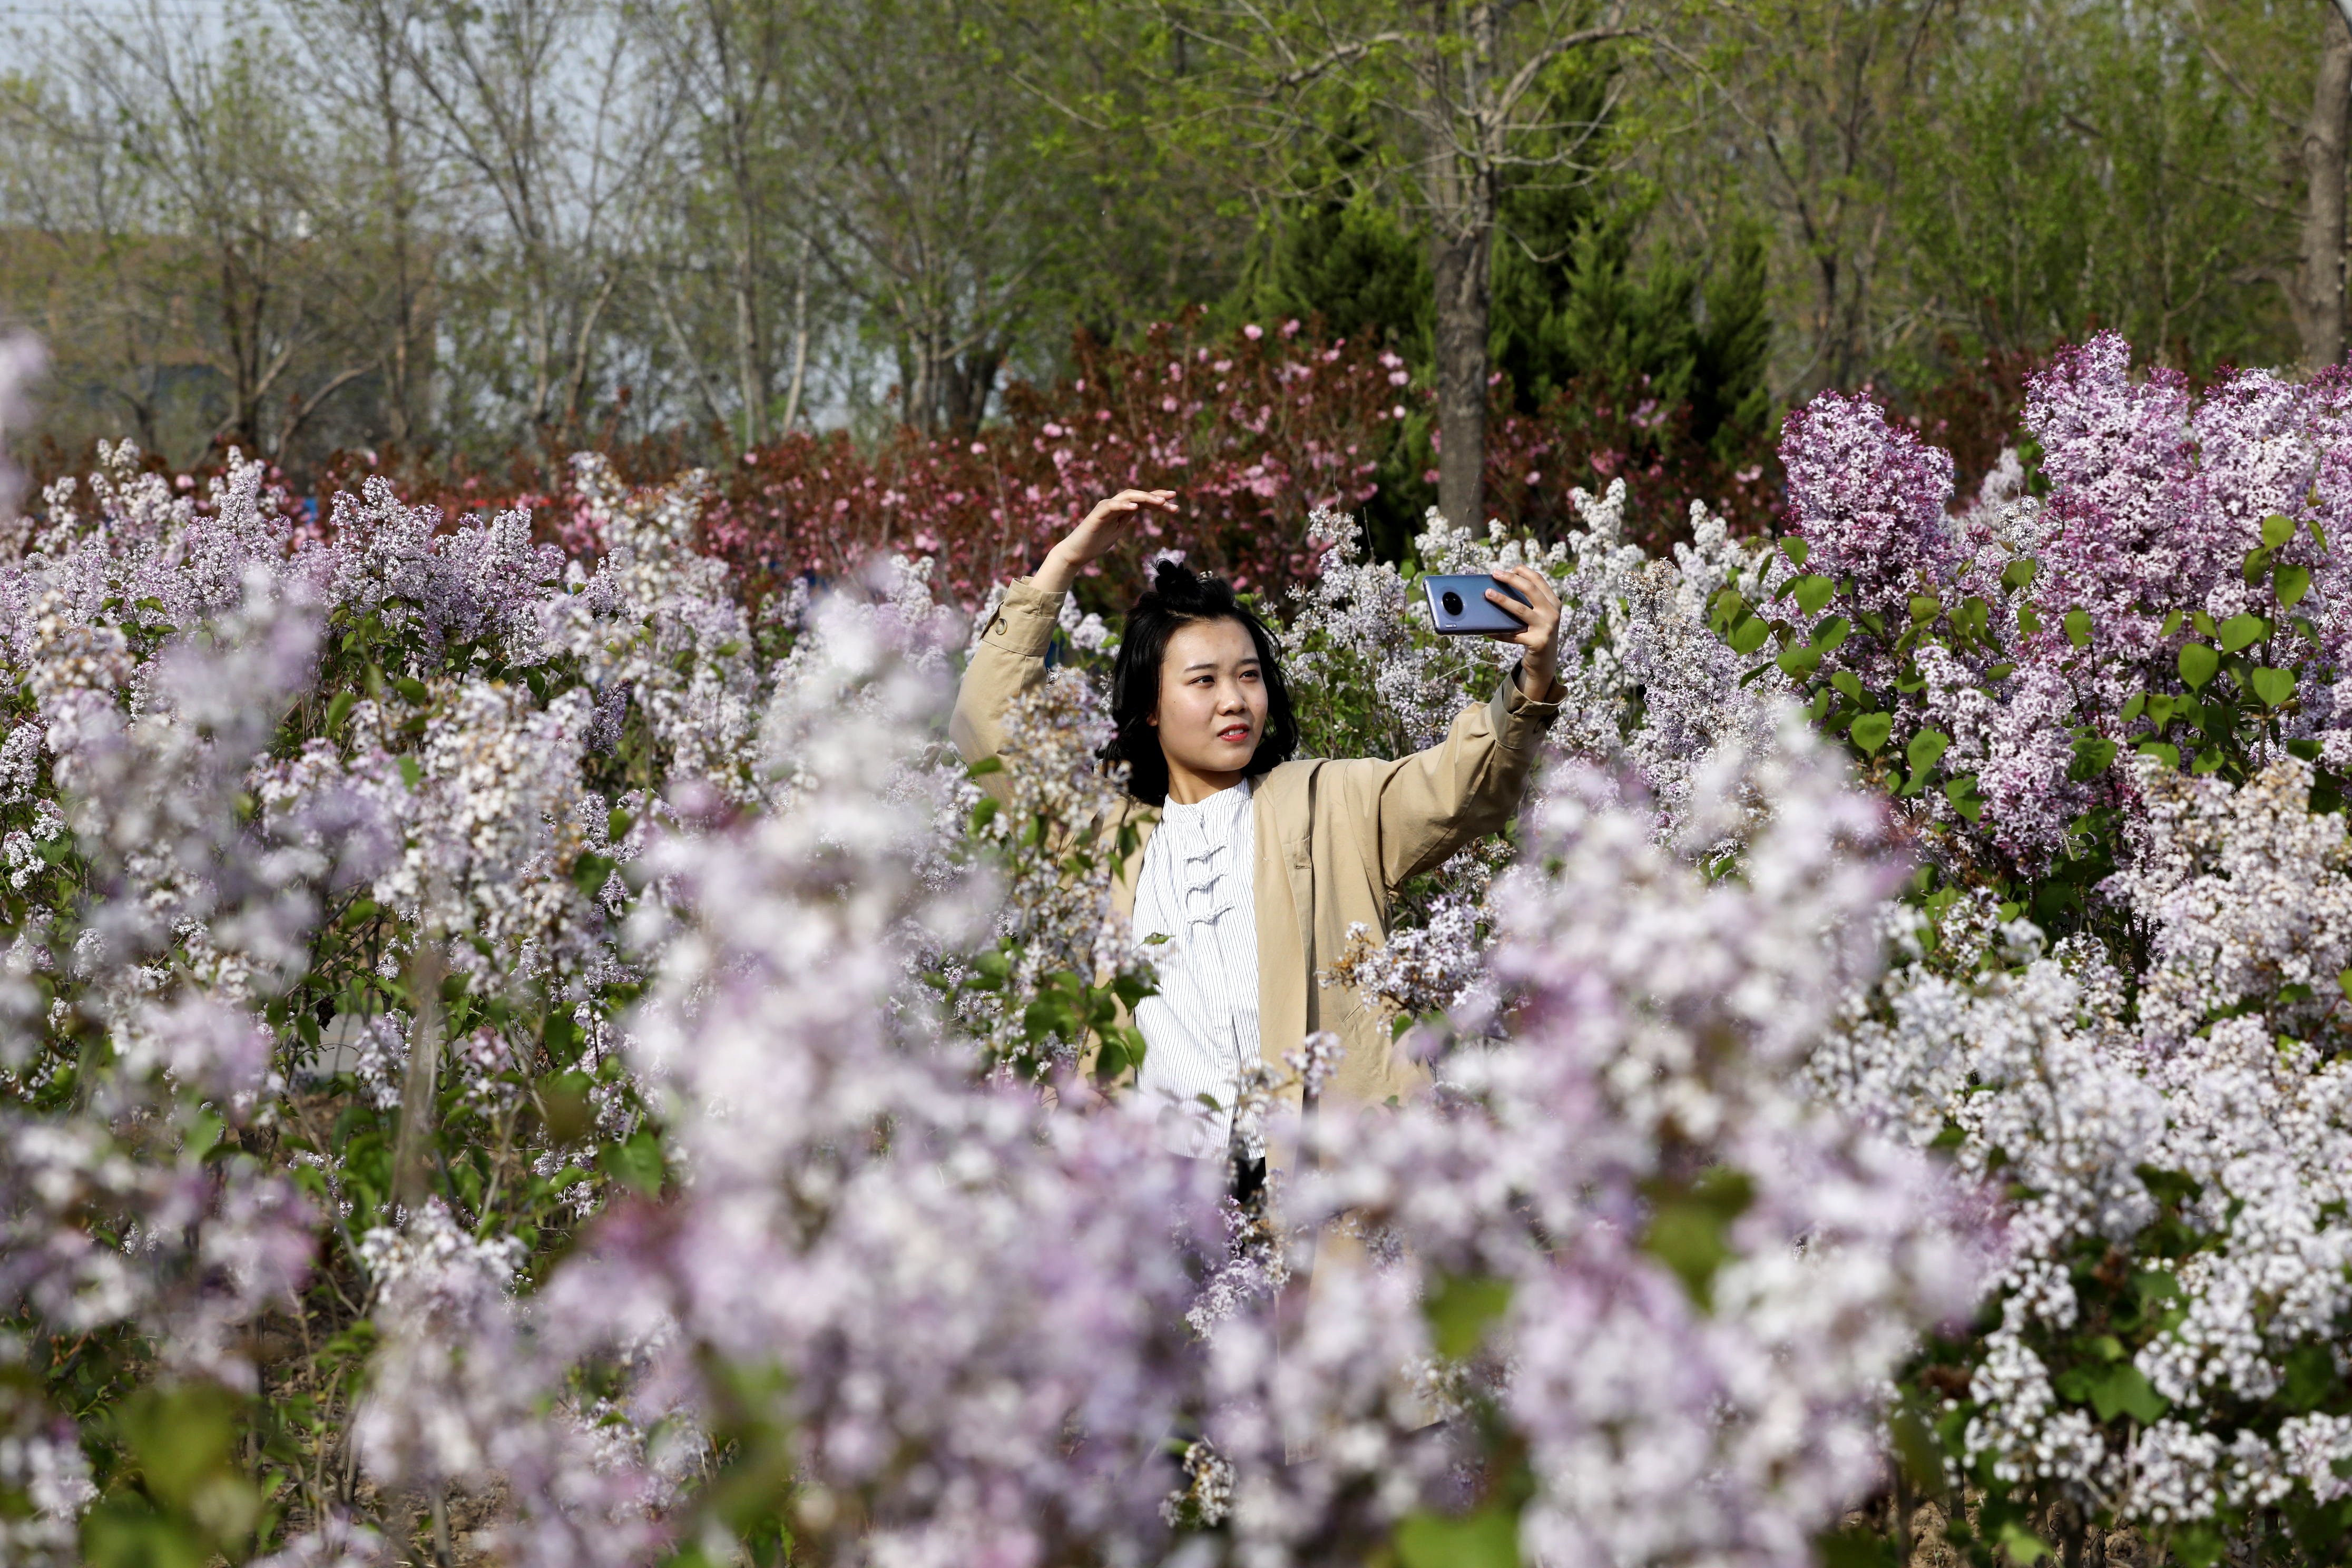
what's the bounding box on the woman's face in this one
[1150,616,1269,785]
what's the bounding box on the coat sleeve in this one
[948,577,1067,790]
[1326,664,1563,895]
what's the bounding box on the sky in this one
[1,0,237,73]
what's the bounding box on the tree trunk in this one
[2295,5,2352,368]
[1432,222,1492,528]
[729,122,768,445]
[779,238,811,434]
[393,939,445,1209]
[733,230,766,447]
[946,346,1001,438]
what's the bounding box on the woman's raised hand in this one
[1483,563,1566,700]
[1034,490,1180,594]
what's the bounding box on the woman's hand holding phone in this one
[1483,565,1564,700]
[1034,490,1181,595]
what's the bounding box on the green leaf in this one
[1777,645,1821,680]
[1830,671,1864,703]
[2193,746,2226,775]
[2219,613,2267,653]
[2088,1363,2169,1424]
[2248,667,2296,708]
[2282,1344,2337,1412]
[112,1383,249,1526]
[2262,513,2298,549]
[1818,1526,1897,1568]
[2063,608,2092,648]
[600,1130,665,1195]
[538,1071,593,1143]
[2170,1524,2225,1568]
[1641,1167,1754,1307]
[2137,740,2180,768]
[2338,967,2352,1003]
[325,690,357,734]
[1395,1506,1518,1568]
[2178,643,2219,689]
[1997,1520,2053,1565]
[1023,992,1075,1042]
[1779,536,1809,567]
[1423,1273,1514,1359]
[1814,615,1850,651]
[1727,618,1769,656]
[969,797,1001,832]
[2017,604,2042,636]
[1909,594,1942,625]
[570,853,617,896]
[188,1109,225,1157]
[607,808,633,842]
[394,674,430,705]
[2160,609,2184,637]
[965,756,1004,778]
[1849,712,1893,756]
[1708,588,1748,633]
[396,755,423,789]
[1092,1025,1148,1083]
[83,1500,214,1568]
[2070,735,2117,779]
[2001,557,2038,591]
[2119,693,2145,723]
[1906,729,1950,773]
[2278,562,2313,605]
[1791,574,1835,617]
[2243,545,2273,586]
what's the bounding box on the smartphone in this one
[1421,573,1531,635]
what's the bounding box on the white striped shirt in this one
[1131,777,1261,1158]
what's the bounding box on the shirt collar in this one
[1159,775,1253,851]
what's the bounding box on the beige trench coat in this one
[949,576,1562,1116]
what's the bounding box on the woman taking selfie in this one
[950,489,1563,1156]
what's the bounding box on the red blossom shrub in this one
[1482,374,1785,552]
[46,317,1794,599]
[698,316,1397,610]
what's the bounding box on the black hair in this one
[1099,560,1298,806]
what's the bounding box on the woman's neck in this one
[1163,763,1246,806]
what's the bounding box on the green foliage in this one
[1423,1273,1515,1360]
[1491,190,1769,464]
[1887,0,2292,378]
[1234,184,1432,357]
[1638,1165,1756,1309]
[86,1383,260,1568]
[1394,1503,1520,1568]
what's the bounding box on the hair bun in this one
[1150,557,1200,600]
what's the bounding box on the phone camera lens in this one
[1440,590,1464,615]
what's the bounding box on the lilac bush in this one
[1814,756,2352,1559]
[1183,713,1983,1567]
[1706,336,2352,1563]
[1743,331,2352,876]
[21,322,2345,1568]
